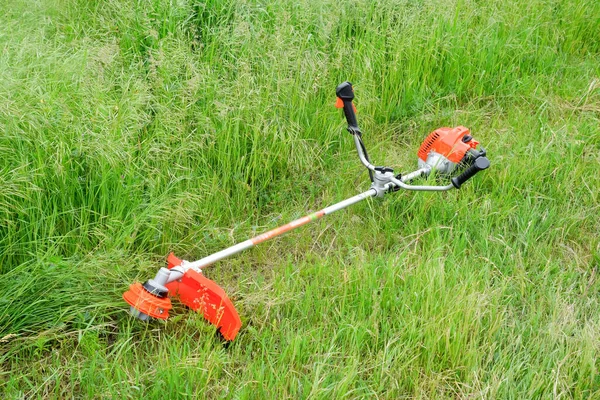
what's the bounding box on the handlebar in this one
[336,82,360,133]
[352,134,377,172]
[336,81,488,193]
[451,157,490,188]
[390,174,454,192]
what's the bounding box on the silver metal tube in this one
[166,266,185,283]
[323,188,377,214]
[400,167,430,183]
[183,240,254,271]
[353,135,377,171]
[389,175,454,192]
[180,189,377,273]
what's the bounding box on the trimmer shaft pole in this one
[184,189,377,271]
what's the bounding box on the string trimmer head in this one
[123,82,490,341]
[123,253,242,340]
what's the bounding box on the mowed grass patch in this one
[1,0,599,398]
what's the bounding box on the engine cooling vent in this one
[418,131,440,161]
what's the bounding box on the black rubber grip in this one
[451,157,490,189]
[336,81,358,130]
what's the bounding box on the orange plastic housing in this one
[165,253,242,341]
[418,126,479,164]
[123,283,172,320]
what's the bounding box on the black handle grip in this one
[451,157,490,189]
[336,81,359,131]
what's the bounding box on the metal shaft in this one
[182,189,377,272]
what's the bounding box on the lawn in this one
[1,0,599,398]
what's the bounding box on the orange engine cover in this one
[165,253,242,341]
[418,126,479,164]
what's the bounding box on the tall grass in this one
[1,0,599,398]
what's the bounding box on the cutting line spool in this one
[123,283,172,320]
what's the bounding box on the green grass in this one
[1,0,599,398]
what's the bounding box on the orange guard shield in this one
[165,253,242,341]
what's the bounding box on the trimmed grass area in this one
[1,0,599,397]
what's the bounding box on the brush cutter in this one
[123,82,490,341]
